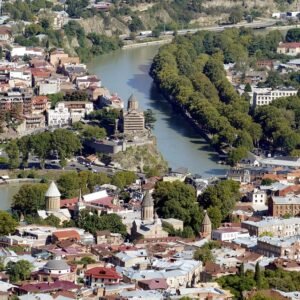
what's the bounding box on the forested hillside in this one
[150,28,300,164]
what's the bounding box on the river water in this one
[87,45,228,177]
[0,44,228,210]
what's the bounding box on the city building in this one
[122,94,145,135]
[84,267,122,287]
[242,217,300,237]
[253,87,297,106]
[257,235,300,258]
[250,189,268,211]
[212,227,249,242]
[269,195,300,217]
[277,42,300,56]
[47,102,70,127]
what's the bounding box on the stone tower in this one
[45,181,61,211]
[127,94,139,111]
[200,211,212,239]
[141,191,154,221]
[76,189,85,212]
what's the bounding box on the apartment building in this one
[242,217,300,237]
[253,87,298,106]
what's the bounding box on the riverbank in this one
[123,38,172,49]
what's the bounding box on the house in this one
[84,267,122,287]
[249,188,268,211]
[137,278,168,290]
[96,230,123,245]
[0,27,12,42]
[256,60,274,70]
[277,42,300,56]
[52,230,81,243]
[212,227,250,242]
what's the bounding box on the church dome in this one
[45,181,61,198]
[202,211,211,225]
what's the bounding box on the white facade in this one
[251,189,268,211]
[47,102,70,127]
[212,228,250,242]
[253,88,298,106]
[39,81,60,95]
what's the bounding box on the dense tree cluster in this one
[153,181,203,235]
[77,210,127,236]
[151,28,300,159]
[218,264,300,299]
[153,179,240,236]
[6,129,81,169]
[198,180,240,228]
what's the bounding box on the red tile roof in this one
[19,281,79,293]
[53,230,80,241]
[138,278,168,290]
[85,267,122,280]
[32,95,48,104]
[278,42,300,48]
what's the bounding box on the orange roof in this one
[31,68,51,77]
[262,173,286,181]
[53,230,80,241]
[279,42,300,48]
[32,95,48,104]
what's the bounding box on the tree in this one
[81,125,106,141]
[12,183,48,216]
[229,9,243,24]
[0,211,17,235]
[227,146,248,166]
[239,262,245,277]
[77,210,127,236]
[199,180,240,222]
[6,260,33,282]
[254,262,262,289]
[111,171,136,189]
[244,83,252,92]
[129,16,144,32]
[153,181,203,234]
[144,109,156,129]
[286,28,300,42]
[193,246,214,265]
[6,141,19,169]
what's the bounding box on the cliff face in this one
[78,15,130,36]
[112,143,168,175]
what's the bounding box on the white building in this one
[212,227,250,242]
[47,102,70,127]
[253,87,298,106]
[250,189,268,211]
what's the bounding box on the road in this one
[123,18,278,41]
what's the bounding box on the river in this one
[0,45,228,210]
[87,45,228,177]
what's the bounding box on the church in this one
[37,181,71,223]
[131,191,168,240]
[122,94,145,135]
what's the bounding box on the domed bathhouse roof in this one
[45,181,61,198]
[44,259,69,271]
[141,191,154,208]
